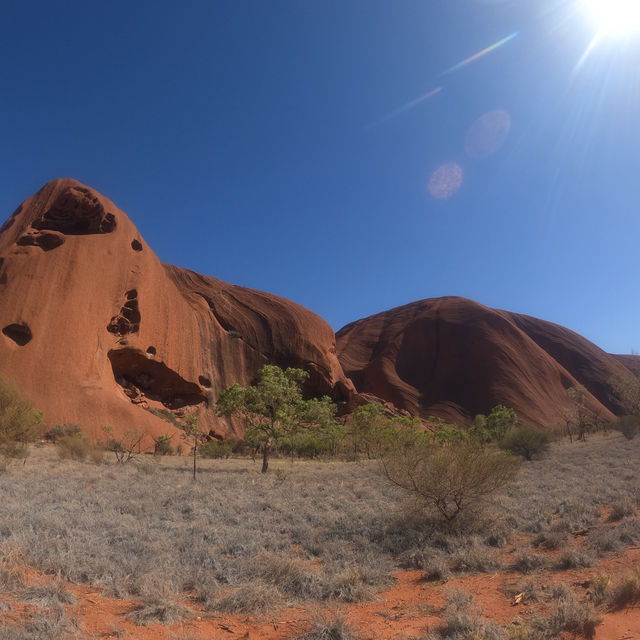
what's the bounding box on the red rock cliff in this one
[0,179,355,441]
[336,297,630,429]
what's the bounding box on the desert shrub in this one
[211,581,283,614]
[532,524,568,550]
[449,542,503,574]
[46,423,82,443]
[57,430,104,463]
[512,551,546,574]
[589,573,610,605]
[381,440,520,524]
[607,571,640,610]
[0,544,25,591]
[612,415,639,440]
[0,372,44,459]
[553,549,593,570]
[587,526,623,555]
[499,425,550,460]
[126,599,190,625]
[199,438,233,459]
[425,590,503,639]
[153,434,174,456]
[536,585,602,638]
[607,498,636,522]
[294,614,359,640]
[21,580,75,607]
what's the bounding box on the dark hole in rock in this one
[32,187,116,235]
[131,239,143,251]
[146,346,156,356]
[107,290,140,336]
[2,323,32,346]
[198,376,211,388]
[108,348,205,409]
[17,231,65,251]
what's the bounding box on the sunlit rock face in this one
[0,179,355,442]
[337,296,631,429]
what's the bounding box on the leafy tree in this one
[0,372,44,459]
[216,365,337,472]
[484,405,517,441]
[349,403,395,459]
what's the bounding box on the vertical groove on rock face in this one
[2,323,32,346]
[107,290,141,336]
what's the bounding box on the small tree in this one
[381,440,520,524]
[101,426,143,464]
[182,414,207,481]
[565,386,594,441]
[216,365,337,472]
[0,372,44,459]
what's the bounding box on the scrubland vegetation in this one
[0,368,639,638]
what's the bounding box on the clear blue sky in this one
[1,1,638,353]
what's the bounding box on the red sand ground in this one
[2,539,638,639]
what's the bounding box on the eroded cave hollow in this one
[108,348,206,409]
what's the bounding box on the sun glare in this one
[583,0,640,36]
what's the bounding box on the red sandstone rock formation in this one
[612,354,640,378]
[336,297,632,429]
[0,179,355,441]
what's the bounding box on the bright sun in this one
[584,0,640,36]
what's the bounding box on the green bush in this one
[0,372,44,458]
[200,439,233,459]
[499,425,550,460]
[153,434,174,456]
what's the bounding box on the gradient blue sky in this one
[1,1,638,353]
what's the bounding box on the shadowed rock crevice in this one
[17,231,65,251]
[0,258,5,285]
[107,290,140,336]
[32,186,116,235]
[198,376,211,388]
[2,323,32,346]
[108,348,206,409]
[131,239,142,251]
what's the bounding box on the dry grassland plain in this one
[0,433,638,639]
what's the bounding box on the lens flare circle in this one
[428,163,463,200]
[584,0,640,36]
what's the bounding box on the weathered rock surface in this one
[336,297,632,428]
[0,179,355,441]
